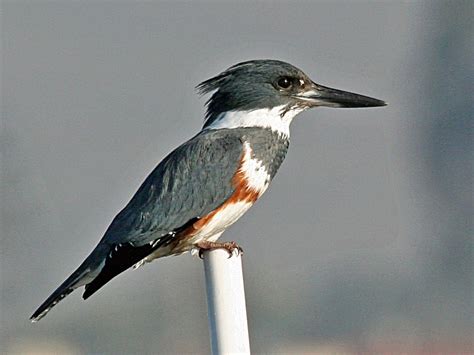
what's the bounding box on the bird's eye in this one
[276,77,293,90]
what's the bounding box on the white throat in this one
[204,105,305,137]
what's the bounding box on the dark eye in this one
[277,77,293,89]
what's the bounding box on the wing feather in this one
[100,129,244,247]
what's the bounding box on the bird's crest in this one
[196,60,257,96]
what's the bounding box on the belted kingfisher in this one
[31,59,386,321]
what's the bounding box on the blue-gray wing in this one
[100,129,244,247]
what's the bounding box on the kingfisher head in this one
[197,59,386,136]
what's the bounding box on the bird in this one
[30,59,386,321]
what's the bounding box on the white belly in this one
[188,200,254,244]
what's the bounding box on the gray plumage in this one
[103,127,287,247]
[31,59,385,322]
[31,126,289,321]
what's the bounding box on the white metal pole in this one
[203,249,251,355]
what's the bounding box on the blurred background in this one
[1,1,472,354]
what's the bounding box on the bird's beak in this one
[295,81,386,108]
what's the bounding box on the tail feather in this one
[30,245,107,322]
[30,268,88,322]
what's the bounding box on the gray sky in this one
[2,1,472,353]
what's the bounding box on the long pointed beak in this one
[296,82,386,108]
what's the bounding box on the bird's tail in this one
[30,246,106,322]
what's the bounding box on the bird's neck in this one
[203,105,304,138]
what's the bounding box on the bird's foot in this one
[196,240,243,259]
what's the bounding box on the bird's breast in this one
[169,141,271,251]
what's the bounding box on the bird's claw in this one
[196,240,243,259]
